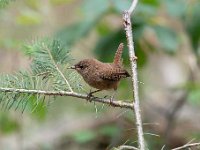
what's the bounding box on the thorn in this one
[123,22,127,27]
[132,56,138,61]
[87,89,93,102]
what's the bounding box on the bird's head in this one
[70,59,93,75]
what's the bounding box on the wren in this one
[70,43,130,95]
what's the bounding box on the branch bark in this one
[123,0,145,149]
[0,87,133,110]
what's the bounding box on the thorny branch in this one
[123,0,145,150]
[0,87,133,109]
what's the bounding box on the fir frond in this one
[0,38,81,112]
[25,39,71,75]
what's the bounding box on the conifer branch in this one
[0,39,134,111]
[0,87,134,109]
[44,45,73,92]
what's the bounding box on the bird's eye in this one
[79,65,84,69]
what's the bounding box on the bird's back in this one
[80,59,129,90]
[74,43,129,91]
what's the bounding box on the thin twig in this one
[144,132,160,137]
[171,142,200,150]
[44,45,73,92]
[0,87,133,109]
[128,0,138,14]
[186,138,196,145]
[161,145,166,150]
[143,122,160,126]
[118,145,139,150]
[123,0,145,150]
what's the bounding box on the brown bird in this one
[70,43,130,96]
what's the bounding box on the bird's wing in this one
[100,68,130,81]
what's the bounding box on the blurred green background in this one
[0,0,200,149]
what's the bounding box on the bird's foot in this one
[86,89,102,102]
[109,95,115,106]
[102,95,113,105]
[86,90,95,102]
[109,91,116,106]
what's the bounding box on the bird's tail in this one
[113,43,124,65]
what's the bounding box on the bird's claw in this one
[103,95,109,99]
[109,95,114,106]
[87,90,95,102]
[102,95,115,106]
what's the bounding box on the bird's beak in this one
[67,66,76,69]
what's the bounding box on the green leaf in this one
[94,30,127,63]
[188,89,200,106]
[111,0,132,12]
[140,0,159,6]
[94,26,146,67]
[99,125,119,137]
[16,10,42,26]
[0,38,21,50]
[96,22,112,36]
[0,112,20,134]
[136,3,158,17]
[81,0,109,19]
[26,95,47,120]
[72,130,96,144]
[50,0,73,5]
[56,21,95,48]
[164,0,187,18]
[24,0,40,10]
[185,2,200,51]
[153,25,178,52]
[56,0,110,48]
